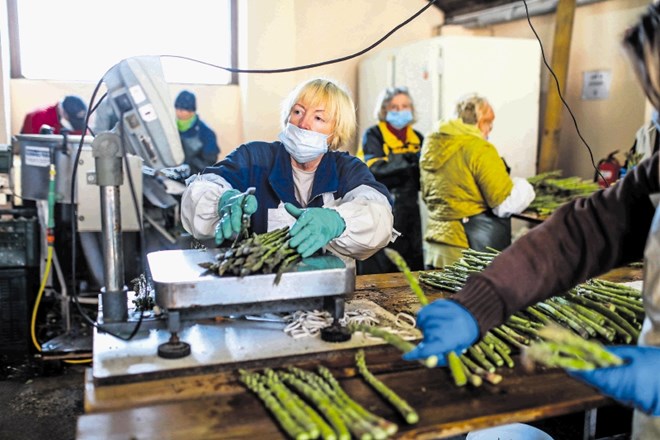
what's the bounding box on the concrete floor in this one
[0,354,86,440]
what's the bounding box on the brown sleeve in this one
[454,152,659,334]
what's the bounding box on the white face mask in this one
[278,123,329,163]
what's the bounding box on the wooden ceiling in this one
[431,0,521,19]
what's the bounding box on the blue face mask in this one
[386,110,413,129]
[653,111,660,132]
[278,123,329,163]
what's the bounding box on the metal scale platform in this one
[151,248,355,316]
[92,249,405,384]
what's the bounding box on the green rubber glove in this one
[215,189,258,245]
[284,203,346,258]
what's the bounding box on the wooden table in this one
[512,210,547,224]
[76,267,643,439]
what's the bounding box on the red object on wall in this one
[595,150,621,188]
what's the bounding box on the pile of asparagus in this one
[199,226,301,278]
[239,357,418,440]
[417,248,642,387]
[526,170,600,217]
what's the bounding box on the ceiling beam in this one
[439,0,604,28]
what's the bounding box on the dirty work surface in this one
[0,354,86,440]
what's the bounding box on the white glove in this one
[493,177,535,218]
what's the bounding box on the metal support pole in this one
[583,408,597,440]
[324,295,345,322]
[92,132,127,323]
[51,250,70,332]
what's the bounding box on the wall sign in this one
[582,70,612,100]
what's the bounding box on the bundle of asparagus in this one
[199,226,302,278]
[523,324,624,370]
[240,366,399,440]
[415,248,641,387]
[526,171,600,217]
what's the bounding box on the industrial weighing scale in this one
[92,249,416,385]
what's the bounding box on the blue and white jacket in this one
[181,141,396,260]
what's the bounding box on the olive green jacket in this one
[420,119,513,248]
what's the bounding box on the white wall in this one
[239,0,441,154]
[4,0,648,179]
[0,0,10,144]
[441,0,650,178]
[4,1,442,159]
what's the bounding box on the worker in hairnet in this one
[21,95,88,135]
[357,86,424,274]
[174,90,220,175]
[404,4,660,438]
[420,93,535,268]
[181,77,395,260]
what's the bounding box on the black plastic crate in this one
[0,268,37,353]
[0,218,39,268]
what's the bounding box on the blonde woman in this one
[181,77,395,260]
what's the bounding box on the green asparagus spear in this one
[279,371,350,440]
[467,346,496,373]
[384,248,428,306]
[291,367,386,440]
[447,351,468,387]
[239,370,311,440]
[317,365,397,437]
[348,323,438,368]
[460,354,503,384]
[457,354,482,387]
[524,325,624,371]
[478,340,505,367]
[353,350,419,424]
[263,369,321,439]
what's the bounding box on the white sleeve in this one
[323,185,397,260]
[492,177,536,218]
[180,174,234,239]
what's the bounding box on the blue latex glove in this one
[402,299,480,366]
[215,189,258,245]
[284,203,346,258]
[568,345,660,416]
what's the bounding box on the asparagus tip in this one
[423,355,438,368]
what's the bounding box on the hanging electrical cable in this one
[521,0,608,186]
[65,0,442,341]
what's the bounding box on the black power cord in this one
[66,0,441,340]
[521,0,608,187]
[160,0,439,74]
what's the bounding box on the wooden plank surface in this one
[512,211,546,224]
[78,350,612,439]
[78,267,642,439]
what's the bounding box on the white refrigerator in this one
[358,35,542,178]
[358,35,542,258]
